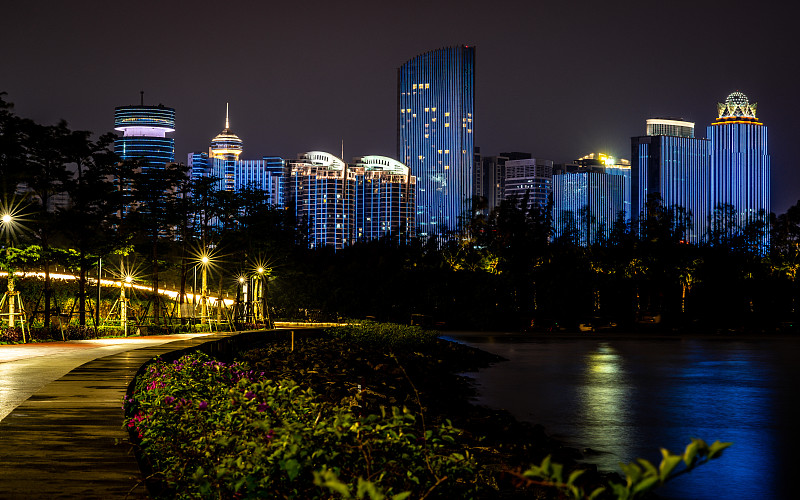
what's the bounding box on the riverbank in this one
[126,325,616,498]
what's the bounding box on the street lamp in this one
[0,212,28,342]
[237,275,246,325]
[255,265,272,329]
[200,255,210,325]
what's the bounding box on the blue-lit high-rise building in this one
[235,157,285,206]
[552,154,629,245]
[114,99,175,170]
[352,155,416,243]
[708,91,770,249]
[397,45,475,238]
[286,152,416,249]
[631,118,711,243]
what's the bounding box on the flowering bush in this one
[125,353,478,499]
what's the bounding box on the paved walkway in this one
[0,333,229,499]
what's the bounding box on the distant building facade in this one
[631,118,710,243]
[352,155,416,243]
[286,152,416,249]
[503,157,554,213]
[398,45,475,237]
[707,91,770,249]
[287,151,354,249]
[114,101,175,170]
[631,93,769,248]
[552,153,629,245]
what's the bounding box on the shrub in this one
[324,321,438,349]
[125,353,477,499]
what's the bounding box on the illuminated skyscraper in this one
[398,45,475,237]
[286,152,415,248]
[209,104,244,191]
[708,91,770,249]
[235,157,285,206]
[352,155,416,243]
[286,151,355,249]
[552,153,629,245]
[631,120,710,243]
[503,157,553,213]
[114,99,175,170]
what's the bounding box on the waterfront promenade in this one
[0,334,219,498]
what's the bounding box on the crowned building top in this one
[715,91,760,124]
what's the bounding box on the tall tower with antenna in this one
[209,103,243,191]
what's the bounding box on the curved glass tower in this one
[397,45,475,238]
[114,104,175,170]
[210,104,243,191]
[707,91,770,250]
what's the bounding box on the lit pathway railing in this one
[0,271,234,307]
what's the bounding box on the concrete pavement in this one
[0,334,223,498]
[0,336,209,422]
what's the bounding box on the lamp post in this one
[237,276,246,325]
[256,266,272,329]
[1,213,26,342]
[200,255,210,325]
[121,275,132,336]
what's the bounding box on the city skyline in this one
[2,1,795,212]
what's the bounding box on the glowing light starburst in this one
[0,197,32,245]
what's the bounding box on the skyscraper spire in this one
[225,102,230,130]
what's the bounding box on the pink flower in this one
[198,401,208,410]
[245,391,256,400]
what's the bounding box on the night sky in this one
[2,1,796,212]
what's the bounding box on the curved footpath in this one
[0,330,297,499]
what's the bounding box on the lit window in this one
[412,114,416,118]
[424,134,429,138]
[412,84,417,90]
[407,108,411,113]
[432,118,436,122]
[425,83,430,89]
[467,129,472,133]
[438,150,442,154]
[425,123,429,127]
[401,109,405,113]
[444,165,449,170]
[432,107,437,112]
[418,155,423,159]
[445,123,450,127]
[445,112,450,117]
[424,107,429,112]
[444,149,449,154]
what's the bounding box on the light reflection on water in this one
[445,333,800,500]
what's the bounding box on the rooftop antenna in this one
[140,91,144,106]
[341,139,344,162]
[226,102,230,129]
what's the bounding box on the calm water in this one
[445,332,800,500]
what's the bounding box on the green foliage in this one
[325,320,439,349]
[0,244,41,273]
[520,437,732,499]
[125,352,477,499]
